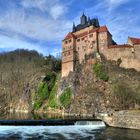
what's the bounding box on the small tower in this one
[80,13,87,25]
[95,18,100,27]
[72,22,76,32]
[88,17,91,25]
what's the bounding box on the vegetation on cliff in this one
[0,49,61,112]
[34,82,49,110]
[0,49,45,112]
[47,74,60,109]
[93,62,109,82]
[112,80,140,110]
[60,57,140,115]
[59,87,72,108]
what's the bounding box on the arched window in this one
[77,39,80,42]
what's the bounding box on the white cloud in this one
[0,0,139,55]
[0,8,72,41]
[21,0,50,12]
[0,34,46,54]
[107,0,130,10]
[21,0,67,19]
[85,0,140,44]
[50,4,66,20]
[0,0,71,55]
[109,0,128,5]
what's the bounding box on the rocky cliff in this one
[58,56,140,116]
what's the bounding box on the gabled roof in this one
[109,44,133,49]
[89,28,98,34]
[129,37,140,45]
[63,32,76,41]
[76,31,88,38]
[98,26,108,32]
[63,26,111,41]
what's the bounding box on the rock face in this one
[9,72,45,113]
[58,57,140,116]
[102,110,140,130]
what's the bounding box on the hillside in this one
[0,50,140,117]
[0,49,61,114]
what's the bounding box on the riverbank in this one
[99,110,140,130]
[6,109,140,130]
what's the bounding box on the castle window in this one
[69,46,71,49]
[65,41,68,44]
[77,39,80,42]
[89,34,93,38]
[63,47,65,51]
[68,51,70,55]
[63,53,66,57]
[69,39,71,43]
[82,46,86,51]
[77,47,80,51]
[82,37,84,41]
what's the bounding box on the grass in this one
[47,74,60,109]
[59,87,72,108]
[93,62,109,82]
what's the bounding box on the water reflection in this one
[1,112,95,120]
[1,112,64,120]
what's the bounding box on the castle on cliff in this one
[62,13,140,77]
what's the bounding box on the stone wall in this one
[101,111,140,130]
[62,61,74,77]
[100,46,140,71]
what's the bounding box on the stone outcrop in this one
[58,56,140,116]
[101,110,140,130]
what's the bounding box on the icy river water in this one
[0,113,139,140]
[0,121,140,140]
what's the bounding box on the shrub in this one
[93,62,109,82]
[34,82,49,110]
[113,81,136,109]
[117,58,122,66]
[47,74,60,108]
[59,88,72,108]
[34,100,42,110]
[44,72,56,91]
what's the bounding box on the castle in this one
[62,13,140,77]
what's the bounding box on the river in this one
[0,113,139,140]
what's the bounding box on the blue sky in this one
[0,0,139,56]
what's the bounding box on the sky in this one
[0,0,139,56]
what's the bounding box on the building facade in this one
[62,14,140,77]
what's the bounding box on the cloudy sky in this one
[0,0,139,55]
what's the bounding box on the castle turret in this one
[88,17,91,25]
[95,18,100,27]
[80,13,87,25]
[72,22,76,32]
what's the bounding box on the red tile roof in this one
[89,28,98,33]
[63,26,109,41]
[76,31,88,38]
[76,26,109,38]
[98,26,108,32]
[109,44,133,49]
[63,32,76,41]
[129,37,140,45]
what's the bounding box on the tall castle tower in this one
[62,14,114,77]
